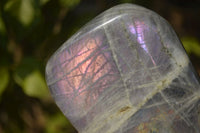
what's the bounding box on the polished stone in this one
[46,3,200,133]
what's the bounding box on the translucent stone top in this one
[46,4,200,133]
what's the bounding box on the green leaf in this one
[19,0,35,26]
[182,37,200,57]
[46,113,77,133]
[39,0,50,6]
[0,67,9,97]
[4,0,35,26]
[0,13,6,35]
[23,70,49,99]
[14,57,39,87]
[59,0,80,8]
[14,57,49,99]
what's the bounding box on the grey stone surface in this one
[46,3,200,133]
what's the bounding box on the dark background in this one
[0,0,200,132]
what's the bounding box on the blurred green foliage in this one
[0,0,199,132]
[4,0,35,26]
[182,37,200,57]
[0,67,9,99]
[0,0,82,132]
